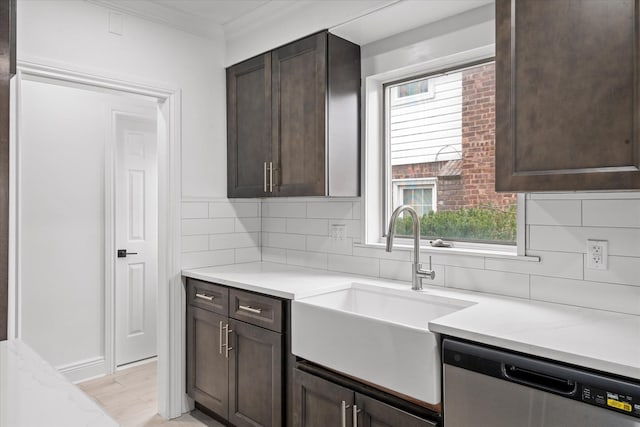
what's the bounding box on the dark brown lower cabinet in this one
[186,279,286,427]
[293,368,437,427]
[356,394,434,427]
[187,306,229,418]
[229,319,282,427]
[294,368,354,426]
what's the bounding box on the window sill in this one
[354,241,541,262]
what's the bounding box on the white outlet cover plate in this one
[587,239,608,270]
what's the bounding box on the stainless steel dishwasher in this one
[443,339,640,427]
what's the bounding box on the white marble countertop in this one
[0,340,119,427]
[183,262,640,381]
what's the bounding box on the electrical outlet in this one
[587,239,608,270]
[330,224,346,240]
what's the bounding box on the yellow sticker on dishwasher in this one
[607,398,632,412]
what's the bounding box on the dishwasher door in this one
[443,339,640,427]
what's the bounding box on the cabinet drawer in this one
[187,279,229,315]
[229,289,282,332]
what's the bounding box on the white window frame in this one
[362,49,528,258]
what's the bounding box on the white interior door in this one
[115,113,158,367]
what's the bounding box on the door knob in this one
[117,249,138,258]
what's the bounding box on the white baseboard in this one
[57,357,106,384]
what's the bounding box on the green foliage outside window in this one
[393,204,517,244]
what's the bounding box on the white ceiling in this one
[151,0,270,26]
[90,0,493,45]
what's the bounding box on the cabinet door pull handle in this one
[224,323,233,359]
[195,293,214,302]
[269,161,273,192]
[239,305,262,315]
[264,161,268,193]
[219,321,223,354]
[341,401,347,427]
[353,405,361,426]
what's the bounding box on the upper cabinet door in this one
[495,0,640,191]
[272,33,327,197]
[227,53,272,198]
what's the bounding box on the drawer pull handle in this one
[195,293,214,302]
[239,305,262,315]
[353,404,361,426]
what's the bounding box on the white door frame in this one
[10,61,185,419]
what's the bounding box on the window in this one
[392,178,436,218]
[384,61,517,245]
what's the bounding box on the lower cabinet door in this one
[355,394,437,427]
[228,319,282,427]
[187,306,229,418]
[294,369,355,427]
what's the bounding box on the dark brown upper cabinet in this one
[227,31,361,198]
[495,0,640,192]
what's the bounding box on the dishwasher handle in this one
[503,363,578,396]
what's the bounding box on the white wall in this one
[18,0,226,198]
[19,78,156,376]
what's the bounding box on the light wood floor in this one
[78,361,223,427]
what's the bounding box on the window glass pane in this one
[387,62,517,244]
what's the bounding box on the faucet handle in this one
[417,257,436,281]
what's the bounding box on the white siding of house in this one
[389,72,462,165]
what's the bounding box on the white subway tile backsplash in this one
[352,245,411,261]
[181,202,209,219]
[210,201,259,218]
[286,250,328,270]
[340,219,361,240]
[181,235,209,253]
[530,225,640,257]
[445,266,530,299]
[426,253,485,269]
[379,259,412,282]
[262,201,306,218]
[307,201,353,219]
[182,249,235,269]
[526,200,582,226]
[266,232,306,251]
[181,218,235,236]
[531,276,640,315]
[235,247,262,264]
[286,218,329,236]
[235,217,261,233]
[378,259,445,286]
[583,255,640,286]
[485,251,583,280]
[306,236,353,255]
[262,218,286,233]
[262,247,286,264]
[327,254,379,277]
[209,233,259,250]
[353,202,361,220]
[583,199,640,228]
[180,194,640,316]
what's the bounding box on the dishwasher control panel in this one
[581,385,640,418]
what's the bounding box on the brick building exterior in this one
[392,62,516,211]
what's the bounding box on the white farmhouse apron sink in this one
[291,283,474,405]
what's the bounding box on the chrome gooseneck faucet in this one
[386,205,435,290]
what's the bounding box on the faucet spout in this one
[385,205,436,290]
